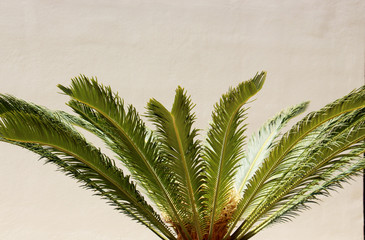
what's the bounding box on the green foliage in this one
[146,87,205,239]
[1,73,364,240]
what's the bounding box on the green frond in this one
[146,87,205,239]
[234,111,365,239]
[243,145,365,240]
[228,87,365,239]
[58,76,191,239]
[0,95,174,240]
[204,72,266,239]
[1,138,172,240]
[235,101,309,194]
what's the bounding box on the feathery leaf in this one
[146,87,205,239]
[204,72,266,239]
[235,101,309,194]
[0,95,174,240]
[58,76,191,239]
[229,86,365,239]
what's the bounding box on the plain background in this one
[0,1,364,239]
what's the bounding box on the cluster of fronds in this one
[0,72,364,240]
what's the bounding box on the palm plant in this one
[1,72,364,240]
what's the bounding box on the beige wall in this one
[0,1,364,239]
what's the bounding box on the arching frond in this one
[146,87,205,239]
[243,145,365,240]
[2,138,173,240]
[228,86,365,239]
[0,95,174,240]
[235,101,309,194]
[58,76,191,239]
[203,72,266,240]
[233,108,365,239]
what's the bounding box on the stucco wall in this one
[0,1,364,239]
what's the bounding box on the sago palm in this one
[1,72,364,240]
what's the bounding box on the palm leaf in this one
[232,108,365,239]
[0,95,174,240]
[204,72,266,239]
[227,86,365,239]
[58,76,192,239]
[146,87,205,239]
[243,144,365,240]
[2,138,173,240]
[235,101,309,194]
